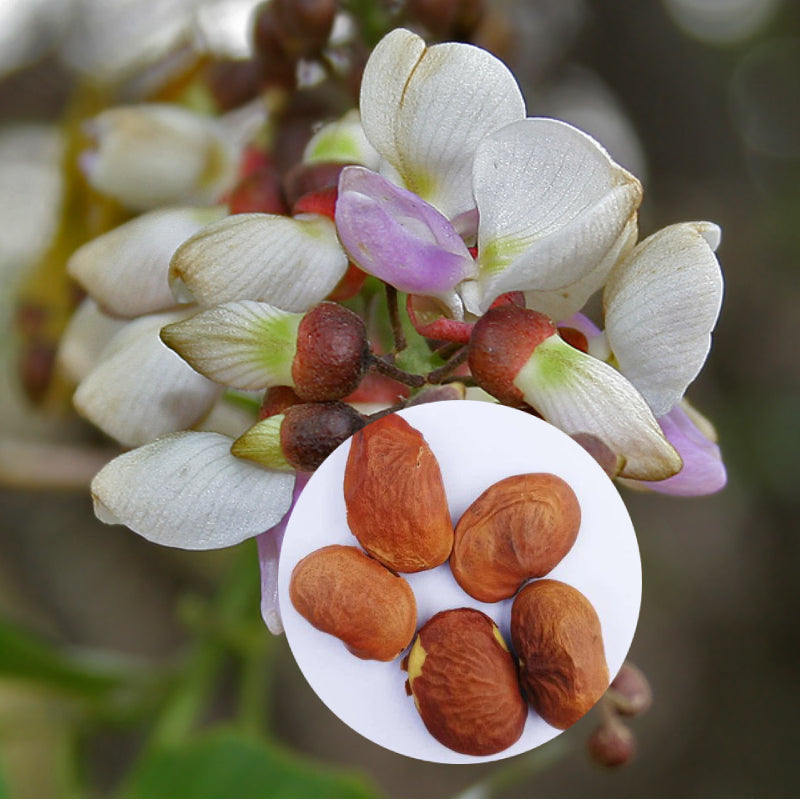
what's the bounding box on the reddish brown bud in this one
[292,302,369,401]
[587,717,636,768]
[228,166,287,215]
[258,386,302,420]
[468,305,556,406]
[558,326,589,353]
[280,401,365,471]
[327,262,367,302]
[283,161,348,206]
[292,185,337,219]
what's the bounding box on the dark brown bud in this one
[228,166,288,215]
[203,58,262,112]
[468,305,556,406]
[292,302,369,401]
[252,2,297,88]
[587,717,636,768]
[274,0,337,58]
[280,401,365,470]
[406,0,483,39]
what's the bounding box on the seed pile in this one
[289,413,609,756]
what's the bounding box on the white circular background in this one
[279,400,641,764]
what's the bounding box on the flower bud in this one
[558,326,589,353]
[468,305,556,405]
[228,165,288,215]
[292,185,338,219]
[281,401,364,470]
[587,717,636,768]
[292,302,369,402]
[274,0,337,58]
[406,0,484,38]
[284,161,348,206]
[258,386,302,420]
[408,383,466,405]
[232,401,364,471]
[80,105,238,210]
[252,2,298,88]
[203,58,262,112]
[608,662,653,717]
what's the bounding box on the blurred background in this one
[1,0,799,796]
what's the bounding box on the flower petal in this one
[257,472,309,634]
[335,166,475,299]
[73,311,221,447]
[514,334,682,480]
[604,221,724,417]
[524,218,638,321]
[303,109,380,168]
[169,213,348,312]
[57,299,127,383]
[92,431,295,550]
[474,118,642,310]
[360,28,526,219]
[81,104,238,210]
[160,301,302,390]
[68,206,226,318]
[634,404,726,496]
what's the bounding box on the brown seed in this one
[406,608,527,756]
[343,414,454,572]
[450,473,581,602]
[290,545,416,661]
[511,579,609,729]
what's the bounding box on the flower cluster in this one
[61,26,725,633]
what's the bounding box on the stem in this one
[385,284,406,353]
[364,399,409,421]
[369,353,425,387]
[433,340,464,360]
[457,736,572,798]
[147,545,261,749]
[426,347,469,384]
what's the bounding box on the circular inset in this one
[279,401,641,763]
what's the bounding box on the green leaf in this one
[0,619,132,696]
[125,728,377,799]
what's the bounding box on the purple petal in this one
[256,472,310,634]
[335,166,474,295]
[644,405,727,496]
